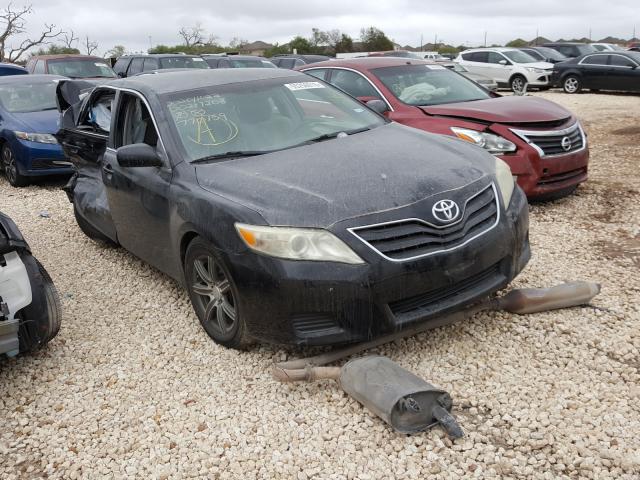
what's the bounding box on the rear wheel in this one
[563,75,582,94]
[184,237,251,349]
[510,75,527,93]
[2,144,29,187]
[17,255,62,353]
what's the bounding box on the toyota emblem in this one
[432,199,460,223]
[561,136,572,152]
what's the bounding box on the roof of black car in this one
[113,68,302,95]
[121,54,203,58]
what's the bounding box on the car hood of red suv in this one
[420,96,571,124]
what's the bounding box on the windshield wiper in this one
[300,126,373,145]
[191,150,274,164]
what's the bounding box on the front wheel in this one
[184,237,251,349]
[2,144,29,187]
[510,75,527,93]
[563,75,582,94]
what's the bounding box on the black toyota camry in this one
[57,69,530,349]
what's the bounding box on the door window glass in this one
[143,57,159,71]
[305,69,327,80]
[610,55,637,67]
[116,94,158,148]
[127,57,144,76]
[81,91,115,134]
[33,60,46,74]
[487,52,506,64]
[581,55,609,66]
[469,52,489,63]
[329,70,380,99]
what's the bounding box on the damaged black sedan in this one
[57,69,530,349]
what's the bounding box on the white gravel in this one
[1,91,639,479]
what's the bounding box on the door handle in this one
[102,163,114,175]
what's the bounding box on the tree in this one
[105,45,126,58]
[289,36,312,54]
[178,23,205,47]
[360,27,393,52]
[62,29,78,50]
[333,33,354,54]
[0,4,64,62]
[229,37,248,50]
[84,35,98,55]
[263,43,291,57]
[310,28,329,49]
[32,44,79,56]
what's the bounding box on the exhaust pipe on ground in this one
[272,281,601,439]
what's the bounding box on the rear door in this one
[126,57,144,76]
[461,51,490,77]
[608,54,640,91]
[101,91,173,271]
[57,87,118,241]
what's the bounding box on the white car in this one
[455,47,554,92]
[414,51,448,61]
[590,43,626,52]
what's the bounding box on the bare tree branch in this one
[7,22,64,62]
[178,23,205,47]
[62,29,78,49]
[0,3,33,61]
[84,35,98,55]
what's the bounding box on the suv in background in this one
[456,47,553,92]
[542,43,597,59]
[519,47,568,64]
[590,43,626,52]
[270,54,331,69]
[25,55,116,79]
[202,54,276,68]
[113,54,209,77]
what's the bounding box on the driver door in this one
[102,92,174,272]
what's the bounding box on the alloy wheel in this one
[190,254,237,338]
[564,77,579,93]
[511,76,526,93]
[2,147,17,184]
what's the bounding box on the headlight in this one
[14,131,58,144]
[451,127,516,154]
[525,67,545,74]
[235,223,364,264]
[495,158,515,207]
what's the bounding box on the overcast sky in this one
[9,0,640,55]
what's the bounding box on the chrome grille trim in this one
[348,183,500,263]
[510,122,587,158]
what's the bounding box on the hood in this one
[522,61,554,70]
[196,123,494,228]
[420,96,572,124]
[8,109,60,134]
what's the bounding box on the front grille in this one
[389,262,505,321]
[537,167,587,186]
[511,123,585,157]
[291,313,342,337]
[349,183,499,262]
[30,159,72,170]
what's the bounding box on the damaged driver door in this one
[57,86,118,243]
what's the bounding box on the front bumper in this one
[492,124,589,199]
[11,139,73,177]
[225,186,530,346]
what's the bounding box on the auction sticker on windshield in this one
[285,82,325,91]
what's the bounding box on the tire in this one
[73,204,117,246]
[184,237,251,349]
[2,143,29,187]
[17,255,62,353]
[510,75,527,93]
[563,75,582,94]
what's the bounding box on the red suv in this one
[299,58,589,200]
[25,55,117,80]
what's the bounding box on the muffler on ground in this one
[272,281,601,439]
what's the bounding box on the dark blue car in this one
[0,74,73,186]
[0,63,28,76]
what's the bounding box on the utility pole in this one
[148,36,152,51]
[588,27,592,41]
[420,34,423,51]
[434,34,437,49]
[535,28,539,45]
[483,31,487,47]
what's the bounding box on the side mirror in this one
[366,99,390,115]
[498,59,508,65]
[117,72,126,78]
[116,143,163,168]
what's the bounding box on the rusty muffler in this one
[272,281,600,438]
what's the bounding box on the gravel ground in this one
[1,91,639,479]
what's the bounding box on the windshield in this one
[159,57,209,69]
[537,47,567,61]
[577,45,598,55]
[230,59,276,68]
[503,50,538,63]
[163,77,386,162]
[47,58,116,78]
[372,64,491,106]
[0,82,58,113]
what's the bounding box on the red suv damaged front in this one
[299,58,589,200]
